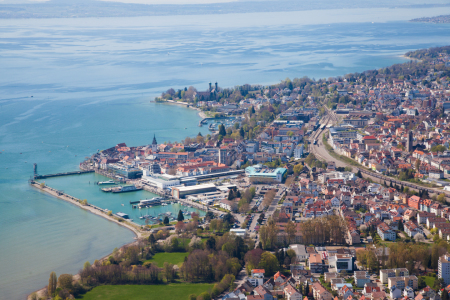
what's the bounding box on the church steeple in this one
[151,134,158,153]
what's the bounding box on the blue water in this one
[42,173,206,225]
[1,6,450,300]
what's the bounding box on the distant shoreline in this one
[154,99,207,119]
[399,54,422,62]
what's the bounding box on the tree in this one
[418,277,426,289]
[286,220,296,244]
[48,272,57,296]
[149,234,156,246]
[163,262,175,282]
[177,210,185,222]
[83,261,91,270]
[219,124,226,136]
[259,252,279,277]
[175,221,186,233]
[198,292,211,300]
[356,170,362,178]
[205,211,215,220]
[57,274,73,291]
[164,216,170,225]
[293,164,303,175]
[206,237,216,250]
[438,193,446,204]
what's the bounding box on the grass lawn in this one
[145,252,188,267]
[421,276,435,288]
[78,283,214,300]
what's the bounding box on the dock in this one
[34,170,94,179]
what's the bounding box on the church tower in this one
[152,134,158,153]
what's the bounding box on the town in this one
[33,45,450,300]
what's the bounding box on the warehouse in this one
[172,183,217,199]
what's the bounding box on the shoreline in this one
[28,182,144,299]
[30,181,143,238]
[399,54,422,62]
[154,99,207,119]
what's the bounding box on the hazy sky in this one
[99,0,239,3]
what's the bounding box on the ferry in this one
[112,185,142,193]
[98,180,115,185]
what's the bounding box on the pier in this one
[33,163,94,179]
[34,170,94,179]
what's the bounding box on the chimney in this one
[215,82,218,91]
[209,82,212,92]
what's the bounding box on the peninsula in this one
[410,14,450,23]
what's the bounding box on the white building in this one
[328,254,353,272]
[318,171,357,184]
[141,172,181,189]
[230,228,248,238]
[377,222,397,241]
[294,144,305,159]
[289,244,308,262]
[439,254,450,285]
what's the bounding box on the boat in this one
[121,204,124,206]
[98,180,115,185]
[112,185,142,193]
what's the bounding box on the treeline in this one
[80,263,161,285]
[236,186,256,213]
[300,216,347,245]
[357,241,450,277]
[406,45,450,60]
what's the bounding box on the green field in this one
[145,252,188,267]
[421,276,435,288]
[79,283,214,300]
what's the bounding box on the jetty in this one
[33,163,94,179]
[34,170,94,179]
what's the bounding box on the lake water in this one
[42,173,206,225]
[1,6,450,300]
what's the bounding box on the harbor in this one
[35,172,206,226]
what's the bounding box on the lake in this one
[1,6,450,299]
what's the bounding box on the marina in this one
[40,172,205,226]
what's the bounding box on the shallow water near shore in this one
[1,6,450,300]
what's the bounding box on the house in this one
[377,222,397,241]
[388,275,418,290]
[404,286,414,298]
[253,285,274,300]
[418,212,435,224]
[311,282,333,300]
[325,272,339,283]
[248,269,265,287]
[309,253,325,273]
[284,285,302,300]
[354,271,371,288]
[390,285,402,299]
[274,271,287,285]
[380,268,409,284]
[404,221,423,238]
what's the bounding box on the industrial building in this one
[245,164,287,183]
[172,183,217,199]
